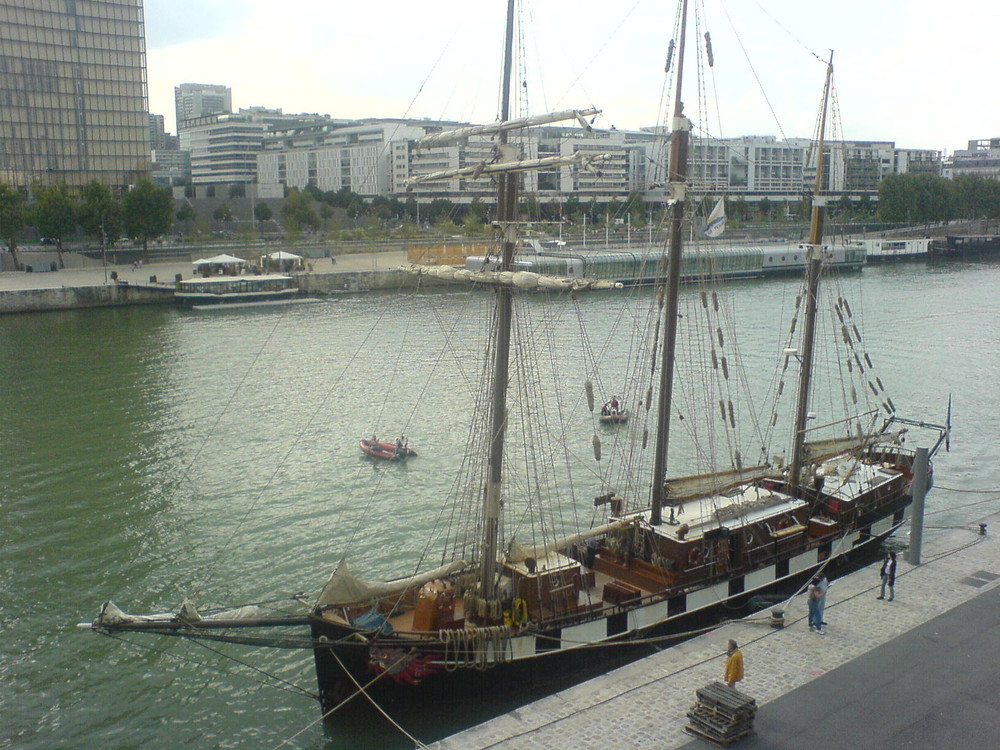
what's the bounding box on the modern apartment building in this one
[253,115,949,208]
[174,83,231,128]
[943,138,1000,181]
[0,0,150,192]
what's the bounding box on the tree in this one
[31,184,76,268]
[176,203,196,224]
[254,201,272,225]
[122,180,173,253]
[281,188,319,233]
[77,181,122,249]
[213,203,233,222]
[0,184,26,269]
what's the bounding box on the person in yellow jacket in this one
[724,639,744,688]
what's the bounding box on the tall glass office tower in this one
[0,0,150,192]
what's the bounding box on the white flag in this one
[704,198,726,238]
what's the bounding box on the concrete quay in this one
[0,251,412,312]
[431,512,1000,750]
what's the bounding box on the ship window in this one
[818,541,833,561]
[775,559,790,578]
[606,611,627,637]
[728,577,745,596]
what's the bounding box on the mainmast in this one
[650,0,692,526]
[480,0,519,595]
[789,51,835,494]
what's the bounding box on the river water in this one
[2,260,999,749]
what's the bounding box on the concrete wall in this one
[0,284,174,314]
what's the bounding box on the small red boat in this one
[359,438,417,461]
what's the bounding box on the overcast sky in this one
[144,0,994,155]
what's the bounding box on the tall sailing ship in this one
[85,0,948,723]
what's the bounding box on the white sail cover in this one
[507,517,639,563]
[315,558,472,607]
[704,198,726,238]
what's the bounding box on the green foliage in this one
[254,201,272,222]
[123,180,174,250]
[176,203,196,223]
[213,203,233,222]
[281,189,319,232]
[78,181,122,245]
[0,183,26,251]
[952,175,1000,220]
[878,173,955,223]
[428,198,456,223]
[31,184,77,248]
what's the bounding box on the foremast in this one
[788,52,835,494]
[650,0,692,526]
[480,0,519,598]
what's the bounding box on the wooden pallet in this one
[685,681,757,747]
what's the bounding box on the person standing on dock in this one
[815,573,829,629]
[878,551,897,601]
[724,639,744,688]
[807,577,825,634]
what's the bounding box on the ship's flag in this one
[704,198,726,238]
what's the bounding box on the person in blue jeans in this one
[815,573,829,627]
[807,576,824,634]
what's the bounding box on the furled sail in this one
[315,558,473,607]
[662,464,773,503]
[401,263,623,290]
[507,517,640,564]
[801,429,905,465]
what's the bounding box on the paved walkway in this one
[0,252,408,293]
[431,512,1000,749]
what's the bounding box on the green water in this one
[2,262,998,749]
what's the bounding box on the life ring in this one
[511,598,528,626]
[777,517,792,530]
[688,546,703,567]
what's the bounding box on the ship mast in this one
[789,51,835,494]
[480,0,519,596]
[650,0,692,526]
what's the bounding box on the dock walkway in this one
[431,511,1000,750]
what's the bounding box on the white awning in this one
[194,254,246,265]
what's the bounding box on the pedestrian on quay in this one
[724,639,744,689]
[816,573,829,628]
[878,551,897,601]
[807,576,825,634]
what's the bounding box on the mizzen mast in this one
[789,51,835,494]
[650,0,692,526]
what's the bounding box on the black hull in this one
[310,521,897,717]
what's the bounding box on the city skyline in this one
[144,0,996,154]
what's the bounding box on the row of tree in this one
[877,174,1000,224]
[0,180,174,270]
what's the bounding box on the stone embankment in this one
[0,252,420,313]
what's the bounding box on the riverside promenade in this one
[0,251,411,312]
[431,510,1000,750]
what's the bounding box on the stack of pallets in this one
[685,681,757,746]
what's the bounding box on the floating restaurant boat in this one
[174,274,298,306]
[85,0,949,726]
